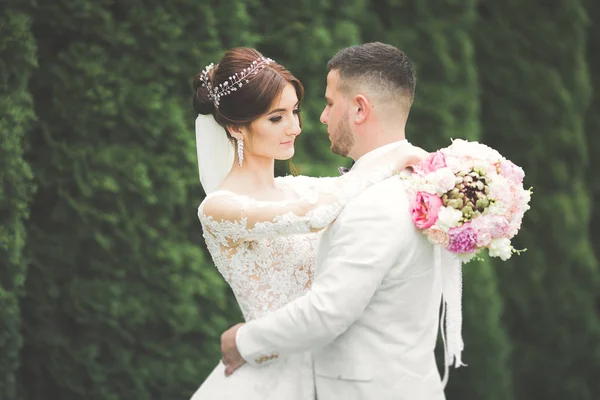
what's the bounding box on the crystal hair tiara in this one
[199,57,274,108]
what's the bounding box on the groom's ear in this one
[353,94,370,125]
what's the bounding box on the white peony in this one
[518,188,532,210]
[488,238,513,260]
[436,206,463,231]
[472,159,491,174]
[444,155,473,174]
[457,252,477,263]
[489,176,514,208]
[429,167,458,195]
[448,139,502,164]
[404,174,437,195]
[487,201,507,217]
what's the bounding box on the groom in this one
[220,42,446,400]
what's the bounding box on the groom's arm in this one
[233,186,413,367]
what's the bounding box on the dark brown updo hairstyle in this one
[193,48,304,142]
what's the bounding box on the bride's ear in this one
[227,124,245,141]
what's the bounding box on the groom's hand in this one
[221,323,246,376]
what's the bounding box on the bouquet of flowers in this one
[406,139,532,262]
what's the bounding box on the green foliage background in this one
[0,1,598,399]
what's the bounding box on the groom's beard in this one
[331,111,354,157]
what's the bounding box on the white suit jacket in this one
[237,142,445,400]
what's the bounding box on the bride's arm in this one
[199,147,426,241]
[275,175,339,198]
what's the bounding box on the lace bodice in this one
[196,172,373,320]
[198,170,393,320]
[197,149,410,321]
[200,203,319,320]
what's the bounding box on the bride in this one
[189,47,425,400]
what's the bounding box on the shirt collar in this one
[352,139,409,169]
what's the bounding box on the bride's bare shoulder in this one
[199,191,248,222]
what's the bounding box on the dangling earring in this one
[237,138,244,167]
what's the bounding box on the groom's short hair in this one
[327,42,416,108]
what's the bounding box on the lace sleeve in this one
[198,166,394,243]
[198,145,427,243]
[275,175,338,199]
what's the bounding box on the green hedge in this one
[9,1,599,398]
[0,9,37,400]
[585,0,600,269]
[17,2,247,398]
[475,1,600,399]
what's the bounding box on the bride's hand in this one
[395,146,429,172]
[355,144,428,173]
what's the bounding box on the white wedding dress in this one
[189,166,395,400]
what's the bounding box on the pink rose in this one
[410,192,443,229]
[500,159,525,185]
[419,151,447,174]
[426,226,450,247]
